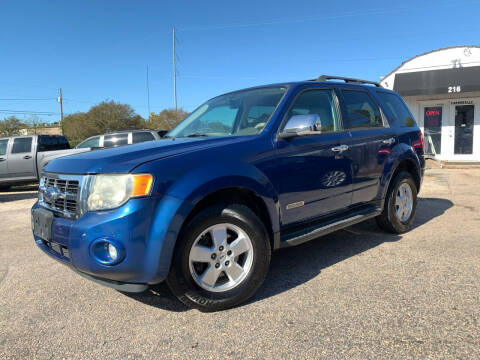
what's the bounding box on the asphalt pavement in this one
[0,170,479,359]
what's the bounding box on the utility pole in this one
[173,27,177,111]
[58,88,64,135]
[146,65,151,117]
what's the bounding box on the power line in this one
[0,98,57,101]
[178,0,480,31]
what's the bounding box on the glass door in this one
[454,105,474,155]
[423,105,444,157]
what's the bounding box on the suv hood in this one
[44,137,244,174]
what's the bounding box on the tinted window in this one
[285,89,340,132]
[132,131,155,144]
[0,139,8,156]
[77,136,100,148]
[11,137,32,154]
[341,90,383,129]
[38,135,70,152]
[376,92,417,127]
[103,133,129,148]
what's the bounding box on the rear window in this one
[11,137,32,154]
[103,133,128,148]
[38,135,70,152]
[132,131,155,144]
[376,92,417,127]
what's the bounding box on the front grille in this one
[39,174,84,218]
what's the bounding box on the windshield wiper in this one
[185,133,209,138]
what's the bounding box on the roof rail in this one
[316,75,382,87]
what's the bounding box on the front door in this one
[7,136,36,180]
[268,88,353,226]
[453,104,475,157]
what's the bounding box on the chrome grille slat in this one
[39,174,85,218]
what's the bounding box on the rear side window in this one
[38,135,70,152]
[285,89,340,132]
[376,92,417,127]
[132,132,155,144]
[0,139,8,156]
[340,90,383,129]
[11,137,32,154]
[103,133,128,148]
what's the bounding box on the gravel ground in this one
[0,170,479,359]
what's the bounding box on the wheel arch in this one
[381,145,422,200]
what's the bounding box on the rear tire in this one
[376,171,417,234]
[166,204,271,312]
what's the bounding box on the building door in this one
[422,104,445,157]
[454,105,474,155]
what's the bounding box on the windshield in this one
[168,86,286,138]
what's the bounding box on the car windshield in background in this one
[76,136,100,149]
[168,86,287,138]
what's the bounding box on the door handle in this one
[23,155,32,160]
[331,144,349,152]
[0,157,5,162]
[382,137,396,145]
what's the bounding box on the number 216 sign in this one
[448,86,461,93]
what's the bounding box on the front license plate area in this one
[33,208,53,241]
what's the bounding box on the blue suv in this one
[32,76,425,311]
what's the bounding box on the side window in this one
[340,90,383,129]
[285,89,340,132]
[0,139,8,156]
[376,92,417,127]
[77,136,100,149]
[103,133,129,148]
[132,132,155,144]
[11,137,32,154]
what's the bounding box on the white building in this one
[381,45,480,163]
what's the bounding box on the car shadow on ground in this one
[0,186,38,202]
[121,197,453,312]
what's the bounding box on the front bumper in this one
[33,194,192,287]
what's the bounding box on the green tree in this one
[146,108,188,130]
[0,116,25,136]
[63,101,146,145]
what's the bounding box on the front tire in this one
[166,204,271,312]
[376,171,418,234]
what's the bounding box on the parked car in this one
[0,134,90,189]
[32,76,425,311]
[75,129,166,149]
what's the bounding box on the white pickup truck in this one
[0,135,90,190]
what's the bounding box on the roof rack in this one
[316,75,382,87]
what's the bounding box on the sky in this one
[1,0,480,123]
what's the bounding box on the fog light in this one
[107,243,118,261]
[90,238,125,265]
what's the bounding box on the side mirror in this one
[279,114,322,138]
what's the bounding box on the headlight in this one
[87,174,153,211]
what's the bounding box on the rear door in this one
[0,138,10,179]
[337,89,395,205]
[7,136,36,180]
